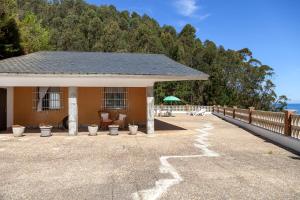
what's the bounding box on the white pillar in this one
[6,87,14,128]
[146,86,155,134]
[68,87,78,136]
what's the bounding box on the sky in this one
[87,0,300,103]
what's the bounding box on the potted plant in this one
[12,125,25,137]
[88,124,98,136]
[128,122,138,135]
[108,125,119,136]
[39,124,53,137]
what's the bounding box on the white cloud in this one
[174,0,199,17]
[196,13,211,20]
[174,0,210,21]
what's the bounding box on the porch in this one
[1,86,155,135]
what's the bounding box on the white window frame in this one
[102,87,128,110]
[33,87,63,111]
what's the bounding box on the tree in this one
[273,95,288,111]
[100,20,126,52]
[0,0,22,59]
[19,12,50,53]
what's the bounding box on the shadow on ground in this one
[154,118,186,131]
[1,118,186,135]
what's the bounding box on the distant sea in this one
[287,104,300,114]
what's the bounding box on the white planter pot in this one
[12,125,25,137]
[108,125,119,136]
[40,126,53,137]
[88,125,98,136]
[129,125,138,135]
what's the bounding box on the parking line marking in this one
[132,123,219,200]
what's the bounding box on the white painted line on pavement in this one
[132,123,219,200]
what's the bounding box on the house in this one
[0,51,208,135]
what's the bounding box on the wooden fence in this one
[235,108,250,123]
[154,105,214,113]
[213,106,300,140]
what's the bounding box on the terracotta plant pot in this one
[88,125,98,136]
[128,125,138,135]
[39,125,53,137]
[12,125,25,137]
[108,125,119,136]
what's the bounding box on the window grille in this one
[32,87,63,111]
[102,87,128,110]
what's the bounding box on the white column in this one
[68,87,78,136]
[6,87,14,128]
[146,86,155,134]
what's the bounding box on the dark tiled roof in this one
[0,51,208,77]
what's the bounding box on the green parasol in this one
[163,96,181,102]
[163,96,181,115]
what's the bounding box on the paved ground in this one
[0,114,300,200]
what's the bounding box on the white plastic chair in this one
[193,108,206,116]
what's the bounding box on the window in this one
[103,87,128,110]
[33,87,63,111]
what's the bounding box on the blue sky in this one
[87,0,300,103]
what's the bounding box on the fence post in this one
[212,105,215,112]
[284,110,296,136]
[249,107,255,124]
[233,106,237,119]
[217,105,220,113]
[223,105,227,116]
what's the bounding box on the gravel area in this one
[0,114,299,200]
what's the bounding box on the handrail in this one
[212,105,298,139]
[291,115,300,139]
[154,105,213,112]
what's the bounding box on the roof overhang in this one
[0,73,209,87]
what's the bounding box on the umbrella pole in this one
[171,101,173,116]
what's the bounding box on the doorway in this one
[0,88,7,131]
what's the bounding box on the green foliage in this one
[0,0,22,59]
[0,0,287,110]
[19,12,50,53]
[273,95,288,111]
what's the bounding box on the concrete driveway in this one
[0,115,299,200]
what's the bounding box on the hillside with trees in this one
[0,0,287,110]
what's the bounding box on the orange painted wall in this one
[78,87,146,126]
[78,87,102,125]
[14,87,146,127]
[127,87,147,125]
[14,87,68,127]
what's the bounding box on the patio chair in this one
[188,109,198,116]
[193,108,206,116]
[155,108,162,117]
[98,111,112,129]
[113,113,127,129]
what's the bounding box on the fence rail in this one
[291,115,300,139]
[154,105,213,113]
[252,110,285,134]
[213,106,298,140]
[224,107,234,117]
[235,108,249,123]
